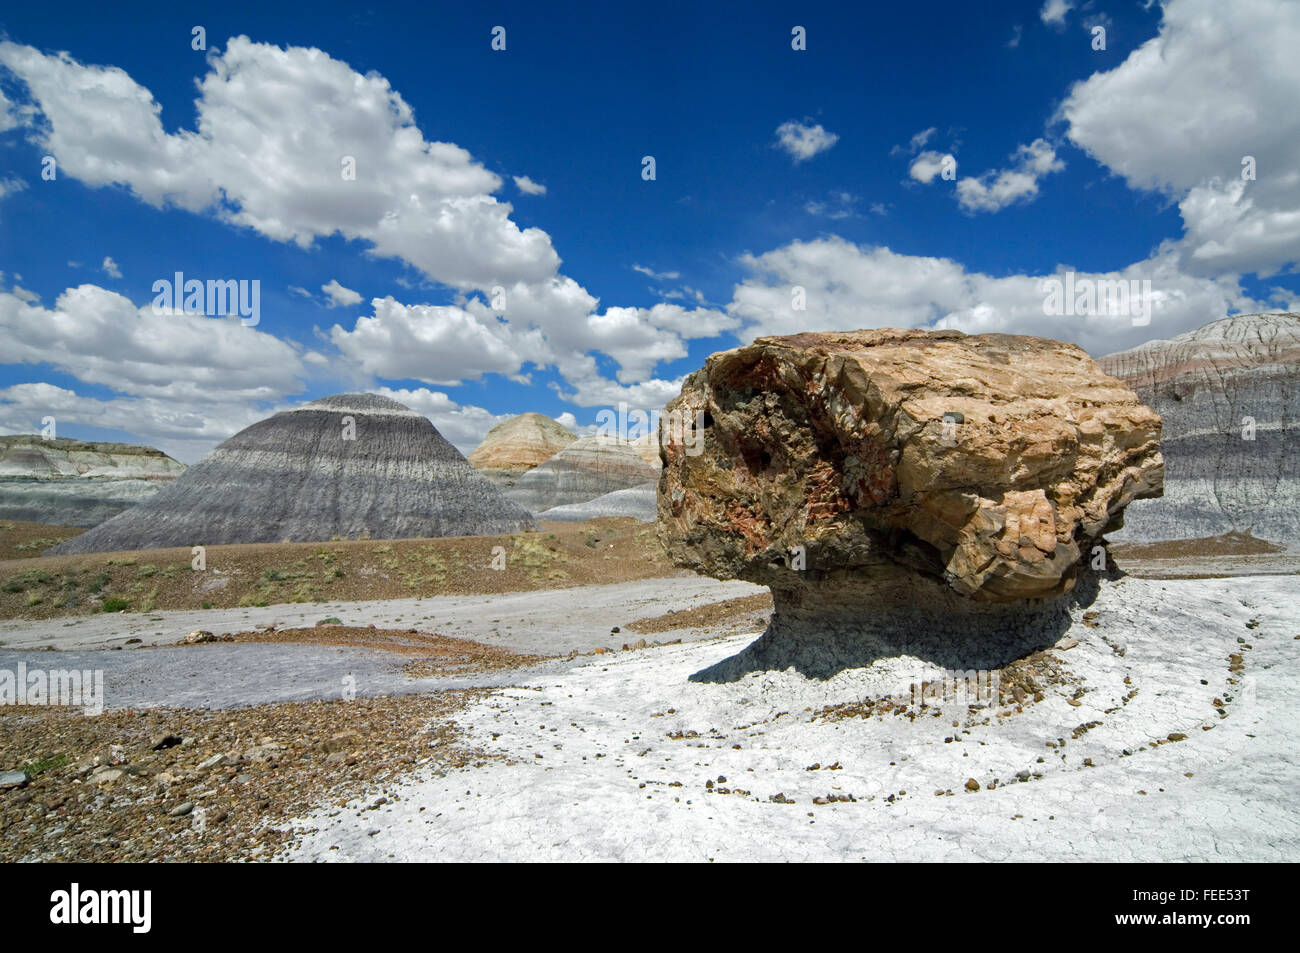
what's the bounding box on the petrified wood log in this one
[658,329,1163,616]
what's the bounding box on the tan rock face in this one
[468,413,577,484]
[629,432,663,469]
[658,328,1163,604]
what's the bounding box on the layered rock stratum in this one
[504,435,660,514]
[0,436,185,527]
[468,413,576,487]
[1099,312,1299,543]
[46,394,536,555]
[536,482,658,522]
[657,329,1163,670]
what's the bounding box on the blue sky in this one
[1,0,1297,461]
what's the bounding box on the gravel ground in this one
[0,579,765,863]
[0,628,568,712]
[0,692,493,862]
[0,628,557,862]
[5,566,1296,862]
[1112,552,1300,579]
[0,576,766,654]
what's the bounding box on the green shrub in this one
[22,753,68,776]
[14,537,61,552]
[5,569,53,590]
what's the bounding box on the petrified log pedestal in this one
[690,559,1106,682]
[657,328,1159,679]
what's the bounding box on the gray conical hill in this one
[45,393,536,555]
[1099,312,1300,542]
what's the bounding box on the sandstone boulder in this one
[658,329,1163,607]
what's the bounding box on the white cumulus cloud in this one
[1058,0,1300,277]
[367,385,513,456]
[0,37,560,291]
[955,139,1064,212]
[0,87,22,132]
[0,36,728,408]
[725,236,1269,356]
[322,279,362,308]
[0,283,310,403]
[775,120,839,163]
[1041,0,1075,27]
[909,152,956,184]
[632,264,680,281]
[513,175,546,196]
[0,176,27,203]
[330,296,545,387]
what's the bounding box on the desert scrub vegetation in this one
[138,587,159,612]
[12,537,65,553]
[21,752,70,777]
[58,571,80,609]
[1,568,88,609]
[313,546,343,565]
[0,518,672,618]
[247,562,325,604]
[2,567,117,612]
[3,568,54,592]
[312,547,347,581]
[0,520,83,559]
[391,546,451,593]
[132,564,181,582]
[511,534,568,583]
